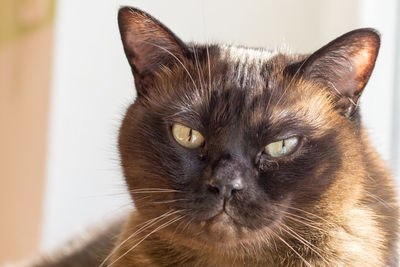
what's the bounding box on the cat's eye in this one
[172,123,204,149]
[265,136,299,158]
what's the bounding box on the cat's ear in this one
[118,7,188,95]
[292,28,380,116]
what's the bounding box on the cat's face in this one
[118,8,379,248]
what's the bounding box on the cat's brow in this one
[220,45,278,90]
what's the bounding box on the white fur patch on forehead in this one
[220,45,280,89]
[220,45,278,63]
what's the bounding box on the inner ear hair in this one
[118,7,189,95]
[294,28,380,117]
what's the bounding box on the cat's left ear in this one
[293,28,380,116]
[118,7,188,95]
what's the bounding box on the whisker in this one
[129,188,182,197]
[206,44,212,97]
[99,209,180,267]
[130,188,181,192]
[275,53,312,108]
[365,192,393,208]
[173,216,190,235]
[129,191,179,195]
[106,215,186,267]
[283,214,329,235]
[132,195,151,202]
[278,223,331,266]
[192,44,205,93]
[141,40,198,92]
[278,206,385,266]
[277,204,334,226]
[279,210,332,231]
[270,228,313,267]
[151,198,189,204]
[179,216,196,234]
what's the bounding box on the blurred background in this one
[1,0,399,264]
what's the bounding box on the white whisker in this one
[106,215,186,267]
[270,228,313,267]
[206,44,212,97]
[274,54,312,108]
[99,209,180,267]
[279,223,331,266]
[141,40,198,91]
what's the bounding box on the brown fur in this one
[111,70,398,266]
[32,7,399,267]
[104,7,400,267]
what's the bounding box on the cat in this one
[35,6,399,267]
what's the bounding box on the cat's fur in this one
[36,7,399,267]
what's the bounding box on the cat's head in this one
[117,7,379,248]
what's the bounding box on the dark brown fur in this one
[111,7,399,267]
[34,220,123,267]
[34,7,399,267]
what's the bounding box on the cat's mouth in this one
[201,199,240,225]
[192,203,254,242]
[165,198,284,248]
[207,208,234,224]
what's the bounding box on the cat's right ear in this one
[286,28,380,117]
[118,7,188,95]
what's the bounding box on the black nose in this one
[207,177,244,199]
[207,155,248,199]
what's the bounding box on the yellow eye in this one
[172,124,204,149]
[265,136,299,158]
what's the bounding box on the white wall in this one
[41,0,134,251]
[41,0,398,250]
[391,0,400,182]
[358,0,398,168]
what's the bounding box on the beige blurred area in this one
[0,0,55,263]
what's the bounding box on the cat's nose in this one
[207,177,244,199]
[208,155,248,199]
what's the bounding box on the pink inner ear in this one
[353,43,378,94]
[130,15,168,43]
[125,13,170,52]
[119,9,185,75]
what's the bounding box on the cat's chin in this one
[173,215,275,252]
[172,211,261,248]
[179,213,244,247]
[203,212,239,239]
